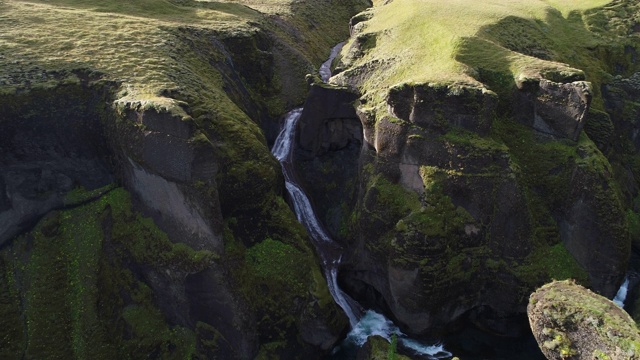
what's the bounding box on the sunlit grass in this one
[0,0,262,99]
[0,0,367,108]
[336,0,615,106]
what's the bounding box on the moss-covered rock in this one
[325,0,637,341]
[0,187,216,359]
[528,280,640,359]
[356,335,412,360]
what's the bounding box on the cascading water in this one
[273,106,363,328]
[614,274,631,308]
[319,42,345,82]
[271,43,451,359]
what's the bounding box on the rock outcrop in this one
[514,78,592,141]
[338,82,538,336]
[386,83,497,136]
[294,81,363,239]
[528,280,640,359]
[0,77,115,246]
[297,0,636,345]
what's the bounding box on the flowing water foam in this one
[271,43,450,359]
[614,274,630,307]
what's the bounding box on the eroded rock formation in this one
[296,0,638,347]
[528,280,640,359]
[0,1,371,358]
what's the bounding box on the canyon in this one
[1,0,640,359]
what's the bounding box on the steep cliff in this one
[294,0,640,342]
[0,0,370,358]
[3,0,640,358]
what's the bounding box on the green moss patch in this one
[516,243,589,286]
[0,186,217,359]
[529,280,640,359]
[246,238,309,297]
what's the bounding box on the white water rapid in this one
[270,43,451,359]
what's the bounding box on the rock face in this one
[0,0,372,357]
[295,0,636,344]
[342,83,625,335]
[294,82,363,239]
[297,82,362,159]
[111,99,224,253]
[0,81,114,246]
[386,83,497,136]
[515,79,592,141]
[528,280,640,359]
[338,82,539,335]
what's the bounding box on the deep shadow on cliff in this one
[0,0,371,358]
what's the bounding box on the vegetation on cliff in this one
[326,0,640,342]
[0,187,214,359]
[2,0,640,357]
[0,0,369,358]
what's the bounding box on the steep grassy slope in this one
[334,0,638,109]
[1,187,214,359]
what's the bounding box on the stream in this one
[271,43,451,359]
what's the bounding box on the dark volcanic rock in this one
[386,83,497,136]
[296,82,362,159]
[559,164,629,297]
[514,79,592,141]
[0,83,114,246]
[112,100,224,253]
[331,76,627,338]
[294,82,363,239]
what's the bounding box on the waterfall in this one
[614,274,631,308]
[273,107,363,326]
[270,43,450,359]
[319,42,345,83]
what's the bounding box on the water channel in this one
[271,43,451,359]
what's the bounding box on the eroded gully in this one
[271,43,451,359]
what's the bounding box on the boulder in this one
[528,280,640,359]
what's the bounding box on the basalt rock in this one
[296,82,361,159]
[514,78,592,141]
[0,80,114,247]
[110,99,224,253]
[386,83,497,136]
[313,1,635,342]
[602,72,640,202]
[341,111,534,335]
[327,72,626,338]
[559,161,629,297]
[294,82,363,239]
[0,4,366,354]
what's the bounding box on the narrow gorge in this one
[1,0,640,359]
